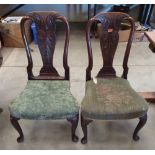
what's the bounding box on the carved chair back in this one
[86,12,135,81]
[21,11,70,80]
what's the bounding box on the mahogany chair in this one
[81,12,149,144]
[9,11,79,143]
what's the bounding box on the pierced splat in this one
[21,12,70,80]
[86,12,135,80]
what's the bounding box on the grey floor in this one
[0,30,155,149]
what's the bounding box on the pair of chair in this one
[9,11,149,144]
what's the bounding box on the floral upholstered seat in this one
[81,78,149,120]
[10,80,79,120]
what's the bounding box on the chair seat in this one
[10,80,79,120]
[81,78,149,120]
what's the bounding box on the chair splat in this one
[21,11,70,80]
[86,12,135,80]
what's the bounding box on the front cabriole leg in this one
[133,113,147,141]
[67,114,79,142]
[10,115,24,143]
[81,114,93,144]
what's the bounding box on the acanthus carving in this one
[28,12,59,77]
[86,12,134,79]
[21,11,70,80]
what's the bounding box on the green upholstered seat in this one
[9,80,79,120]
[81,78,149,120]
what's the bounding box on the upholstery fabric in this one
[81,78,149,120]
[10,80,79,120]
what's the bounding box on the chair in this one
[9,11,79,143]
[81,12,149,144]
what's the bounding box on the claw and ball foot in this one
[133,113,147,141]
[67,114,79,142]
[10,116,24,143]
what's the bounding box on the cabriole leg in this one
[133,113,147,141]
[67,114,79,142]
[10,115,24,143]
[81,114,92,144]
